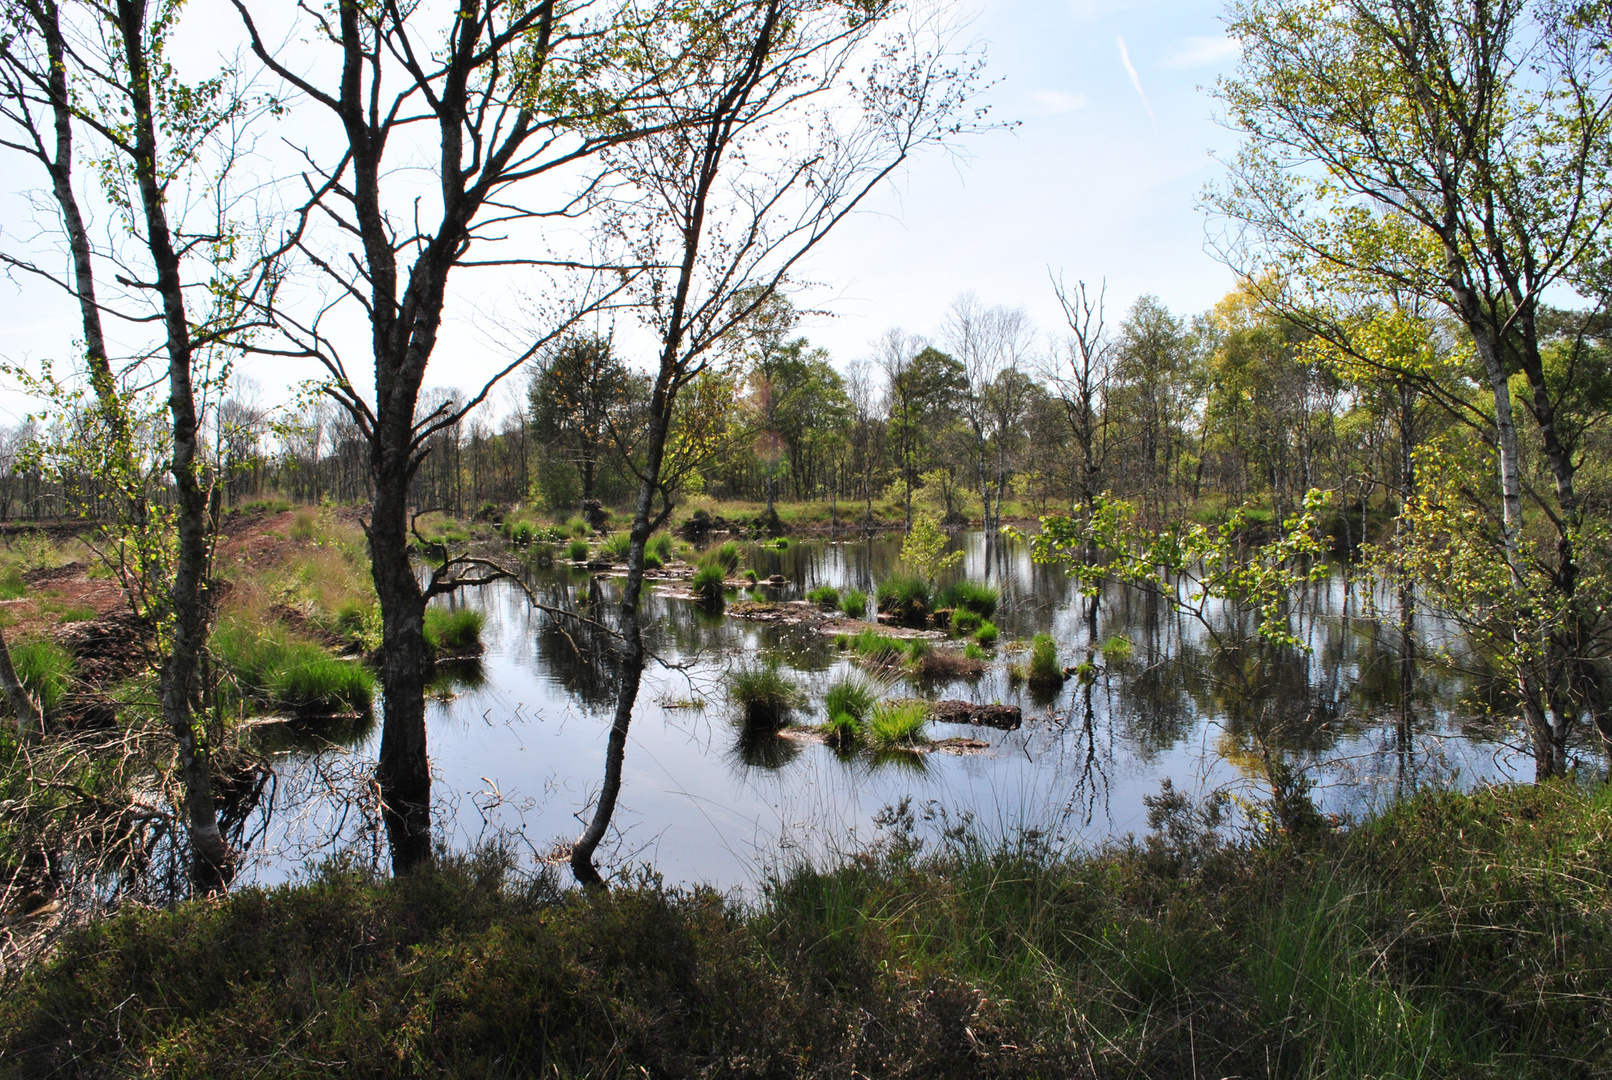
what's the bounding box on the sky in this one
[0,0,1247,424]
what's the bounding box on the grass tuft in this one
[567,538,590,562]
[806,584,840,607]
[1027,632,1062,685]
[11,639,73,714]
[424,607,486,654]
[866,698,928,747]
[875,573,930,627]
[728,660,803,729]
[839,588,867,620]
[937,580,998,619]
[823,675,876,723]
[974,620,999,646]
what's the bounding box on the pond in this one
[239,531,1537,890]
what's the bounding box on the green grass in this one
[648,533,676,565]
[963,641,987,661]
[3,783,1611,1077]
[0,568,24,601]
[839,588,867,619]
[424,607,486,654]
[691,562,726,601]
[823,675,876,723]
[334,600,380,651]
[11,639,73,714]
[974,620,998,646]
[601,531,633,560]
[936,580,998,619]
[806,584,840,607]
[823,710,860,749]
[728,660,803,729]
[52,604,98,623]
[1102,634,1133,665]
[566,538,590,562]
[289,510,318,542]
[834,627,909,667]
[708,541,742,574]
[233,497,292,514]
[950,608,982,636]
[1028,632,1062,686]
[507,520,537,545]
[212,621,375,715]
[866,698,928,747]
[876,573,931,627]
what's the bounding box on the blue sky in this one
[797,0,1245,363]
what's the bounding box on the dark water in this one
[239,532,1534,890]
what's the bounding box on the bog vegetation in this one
[1,0,1611,1073]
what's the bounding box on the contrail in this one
[1116,35,1156,125]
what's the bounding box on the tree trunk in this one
[119,0,229,891]
[370,446,432,873]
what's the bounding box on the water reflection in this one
[229,529,1550,891]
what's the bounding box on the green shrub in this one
[974,620,999,646]
[823,676,876,723]
[509,521,537,545]
[839,588,867,620]
[692,562,726,601]
[867,699,928,747]
[11,639,73,714]
[567,539,590,562]
[950,609,982,636]
[937,580,998,619]
[424,607,486,653]
[876,573,930,627]
[806,584,840,607]
[1028,632,1063,686]
[1102,634,1133,665]
[728,661,803,729]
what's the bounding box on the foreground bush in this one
[7,783,1607,1077]
[11,784,1612,1076]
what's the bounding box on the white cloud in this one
[1116,35,1156,125]
[1162,35,1241,69]
[1025,89,1089,116]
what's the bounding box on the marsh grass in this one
[566,538,590,562]
[212,621,374,715]
[11,639,73,714]
[1102,633,1133,665]
[424,607,485,654]
[936,580,997,619]
[601,532,633,560]
[839,588,867,619]
[691,562,726,601]
[974,620,999,646]
[875,573,930,627]
[806,584,840,607]
[834,627,909,669]
[866,698,928,747]
[2,784,1609,1077]
[728,661,804,729]
[822,676,875,724]
[1027,632,1063,686]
